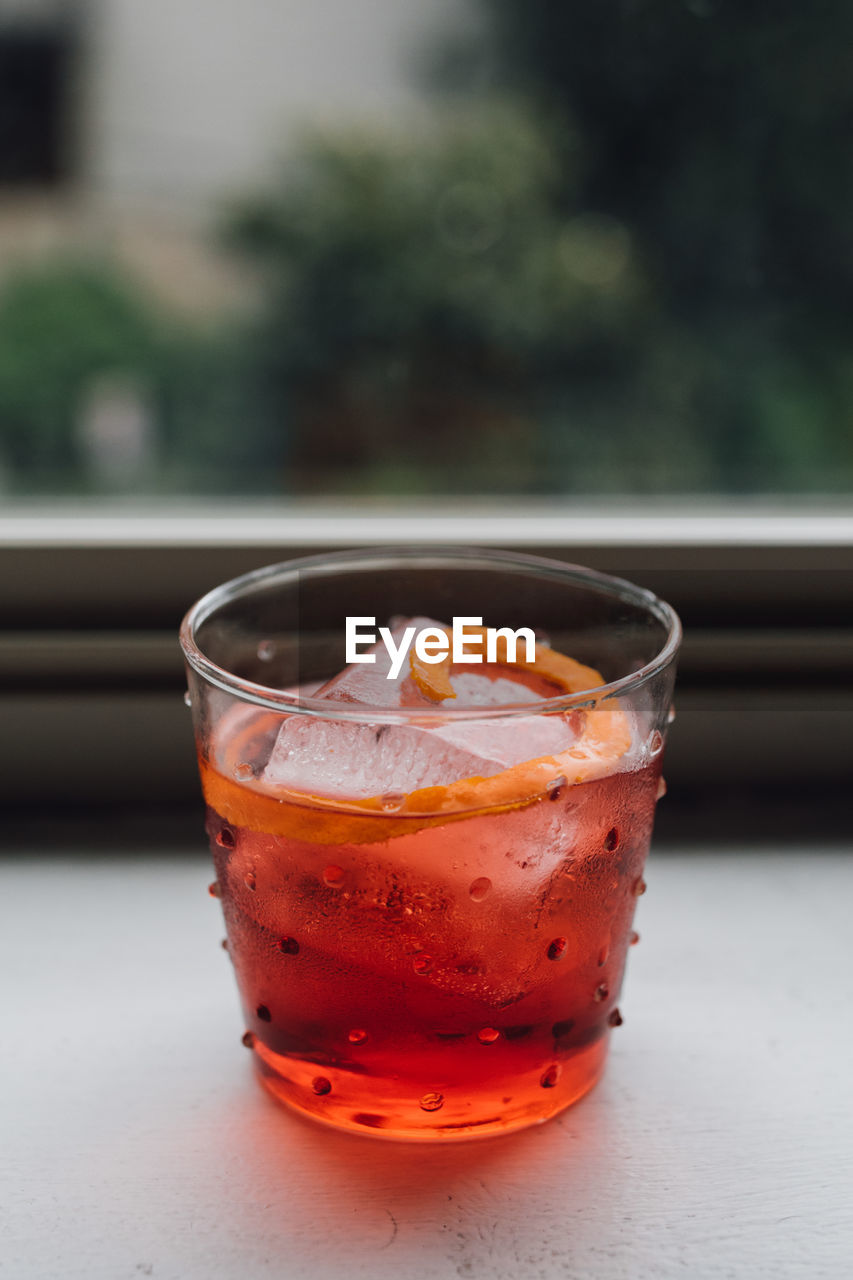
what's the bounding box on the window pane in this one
[1,1,851,497]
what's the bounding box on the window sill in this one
[3,846,850,1278]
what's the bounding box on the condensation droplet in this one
[244,870,256,892]
[540,1065,561,1089]
[348,1028,368,1045]
[257,639,276,662]
[604,827,620,852]
[183,689,192,708]
[597,944,609,967]
[469,876,491,902]
[568,748,587,760]
[630,930,640,946]
[312,1076,332,1096]
[208,881,222,898]
[649,730,664,757]
[547,937,568,961]
[634,877,647,897]
[381,791,405,812]
[594,983,610,1002]
[323,865,345,888]
[241,1030,255,1049]
[419,1091,444,1112]
[667,703,677,725]
[234,761,254,780]
[216,826,235,850]
[256,1003,271,1022]
[547,775,567,801]
[477,1027,500,1045]
[279,936,299,956]
[656,776,668,799]
[413,953,433,976]
[608,1008,624,1027]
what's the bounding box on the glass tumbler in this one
[180,546,680,1140]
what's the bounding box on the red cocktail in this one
[181,550,679,1139]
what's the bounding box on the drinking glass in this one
[180,547,680,1140]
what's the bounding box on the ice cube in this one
[262,618,578,799]
[313,616,443,708]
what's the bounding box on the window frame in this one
[2,502,851,842]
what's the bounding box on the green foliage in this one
[0,260,283,493]
[0,262,160,481]
[4,2,852,496]
[225,102,656,489]
[447,0,853,492]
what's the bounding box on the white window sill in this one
[3,847,850,1279]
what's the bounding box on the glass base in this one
[251,1035,609,1141]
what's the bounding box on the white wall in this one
[83,0,470,212]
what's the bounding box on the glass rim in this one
[179,545,682,723]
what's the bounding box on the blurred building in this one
[0,0,463,308]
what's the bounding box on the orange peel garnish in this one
[199,637,632,845]
[409,625,604,702]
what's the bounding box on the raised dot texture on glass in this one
[312,1076,332,1096]
[547,775,567,801]
[469,877,491,902]
[419,1092,444,1112]
[547,937,568,961]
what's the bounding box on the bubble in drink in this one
[477,1027,500,1044]
[469,877,492,901]
[419,1092,444,1112]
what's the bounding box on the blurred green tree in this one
[0,262,159,487]
[0,261,281,493]
[433,0,853,490]
[225,103,678,492]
